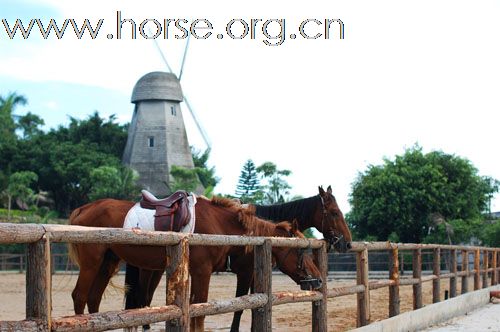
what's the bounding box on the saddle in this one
[140,190,191,232]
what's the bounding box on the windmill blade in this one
[183,95,211,149]
[147,28,211,150]
[148,27,173,73]
[178,33,191,81]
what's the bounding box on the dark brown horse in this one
[69,195,322,331]
[254,186,352,252]
[227,185,352,330]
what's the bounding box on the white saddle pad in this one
[123,193,197,233]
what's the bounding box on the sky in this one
[1,0,499,213]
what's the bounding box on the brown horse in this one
[254,186,352,252]
[227,185,352,331]
[125,185,351,331]
[69,195,322,331]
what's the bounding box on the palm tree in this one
[0,92,27,148]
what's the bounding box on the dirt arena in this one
[0,272,464,331]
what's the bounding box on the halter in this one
[274,231,313,279]
[319,195,344,247]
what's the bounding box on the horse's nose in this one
[346,242,352,250]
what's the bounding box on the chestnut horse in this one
[69,195,322,331]
[125,185,351,331]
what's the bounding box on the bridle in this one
[319,195,344,248]
[274,231,312,279]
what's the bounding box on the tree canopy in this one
[0,96,131,216]
[347,146,499,243]
[256,162,292,204]
[192,148,219,196]
[233,160,292,204]
[168,148,219,197]
[0,92,27,150]
[235,159,261,203]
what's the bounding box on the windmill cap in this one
[131,71,184,103]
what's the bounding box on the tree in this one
[0,92,26,150]
[3,111,129,215]
[4,171,38,220]
[192,148,219,196]
[49,142,120,214]
[51,111,128,158]
[17,112,45,139]
[169,165,200,192]
[0,93,27,181]
[256,162,292,204]
[88,165,139,201]
[235,159,261,203]
[482,220,500,247]
[347,145,499,243]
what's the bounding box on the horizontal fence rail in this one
[0,222,499,332]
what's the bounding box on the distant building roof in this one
[131,71,183,103]
[490,211,500,219]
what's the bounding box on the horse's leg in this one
[230,269,253,332]
[189,270,211,332]
[138,269,163,331]
[145,269,164,307]
[124,265,161,331]
[124,263,141,310]
[71,244,107,314]
[87,250,121,313]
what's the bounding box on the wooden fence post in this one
[165,238,190,332]
[432,248,440,303]
[482,250,489,288]
[461,250,469,294]
[474,249,480,290]
[449,249,457,298]
[252,239,272,332]
[356,248,370,326]
[389,247,400,317]
[412,249,422,309]
[312,242,328,332]
[26,235,51,331]
[493,250,498,285]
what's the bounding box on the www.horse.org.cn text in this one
[1,11,345,46]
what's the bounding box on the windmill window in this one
[148,136,154,147]
[171,106,176,116]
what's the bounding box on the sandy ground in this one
[0,272,473,331]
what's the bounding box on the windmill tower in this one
[122,36,211,196]
[122,72,192,196]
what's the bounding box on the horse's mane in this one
[253,195,319,226]
[208,196,292,237]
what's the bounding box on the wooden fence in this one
[0,222,499,332]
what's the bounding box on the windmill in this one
[122,35,210,196]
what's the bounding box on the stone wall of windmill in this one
[122,71,200,197]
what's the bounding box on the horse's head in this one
[317,185,352,253]
[272,220,322,291]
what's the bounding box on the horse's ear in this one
[291,219,299,233]
[327,185,332,194]
[318,186,325,196]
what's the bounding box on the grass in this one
[0,208,67,224]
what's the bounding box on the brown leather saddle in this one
[140,190,191,232]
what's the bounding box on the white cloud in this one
[45,100,58,110]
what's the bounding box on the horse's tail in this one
[67,207,83,267]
